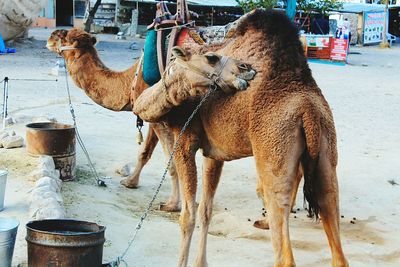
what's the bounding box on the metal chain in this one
[63,60,106,186]
[110,84,219,266]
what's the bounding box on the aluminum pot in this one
[0,217,19,267]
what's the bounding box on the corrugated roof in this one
[336,3,388,13]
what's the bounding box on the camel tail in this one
[301,109,321,220]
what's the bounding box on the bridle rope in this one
[56,38,77,53]
[163,55,231,93]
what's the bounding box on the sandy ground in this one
[0,28,399,267]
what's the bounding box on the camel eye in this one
[205,54,220,65]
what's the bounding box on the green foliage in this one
[236,0,278,13]
[236,0,342,15]
[297,0,343,15]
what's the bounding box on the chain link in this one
[63,60,107,186]
[109,84,218,266]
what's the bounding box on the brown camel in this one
[46,28,182,211]
[47,21,300,223]
[133,9,348,267]
[46,28,256,213]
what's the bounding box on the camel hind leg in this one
[120,123,180,212]
[253,167,302,230]
[254,163,302,266]
[314,135,348,267]
[194,157,224,267]
[156,124,180,212]
[255,161,297,267]
[253,125,307,267]
[290,166,303,211]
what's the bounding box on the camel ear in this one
[172,46,191,61]
[65,32,75,45]
[204,52,221,65]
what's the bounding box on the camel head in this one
[166,46,256,94]
[46,29,68,53]
[133,47,256,122]
[47,28,97,55]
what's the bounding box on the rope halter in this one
[55,38,77,53]
[170,55,232,93]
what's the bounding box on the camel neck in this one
[63,48,137,111]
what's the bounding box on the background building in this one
[33,0,242,34]
[34,0,86,28]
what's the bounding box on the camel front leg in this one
[194,157,224,267]
[120,124,159,188]
[173,137,198,267]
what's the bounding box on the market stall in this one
[301,34,349,62]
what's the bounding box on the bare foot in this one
[120,178,139,189]
[253,218,270,230]
[159,202,181,212]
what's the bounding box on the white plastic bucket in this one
[0,217,19,267]
[0,170,7,212]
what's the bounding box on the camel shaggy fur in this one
[47,26,299,224]
[134,9,348,267]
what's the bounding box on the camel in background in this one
[46,28,256,213]
[134,9,348,267]
[46,28,181,211]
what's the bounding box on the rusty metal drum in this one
[26,122,76,181]
[26,219,105,267]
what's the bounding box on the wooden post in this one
[380,0,390,48]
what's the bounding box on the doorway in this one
[56,0,73,26]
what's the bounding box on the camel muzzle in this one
[235,78,249,91]
[173,56,251,93]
